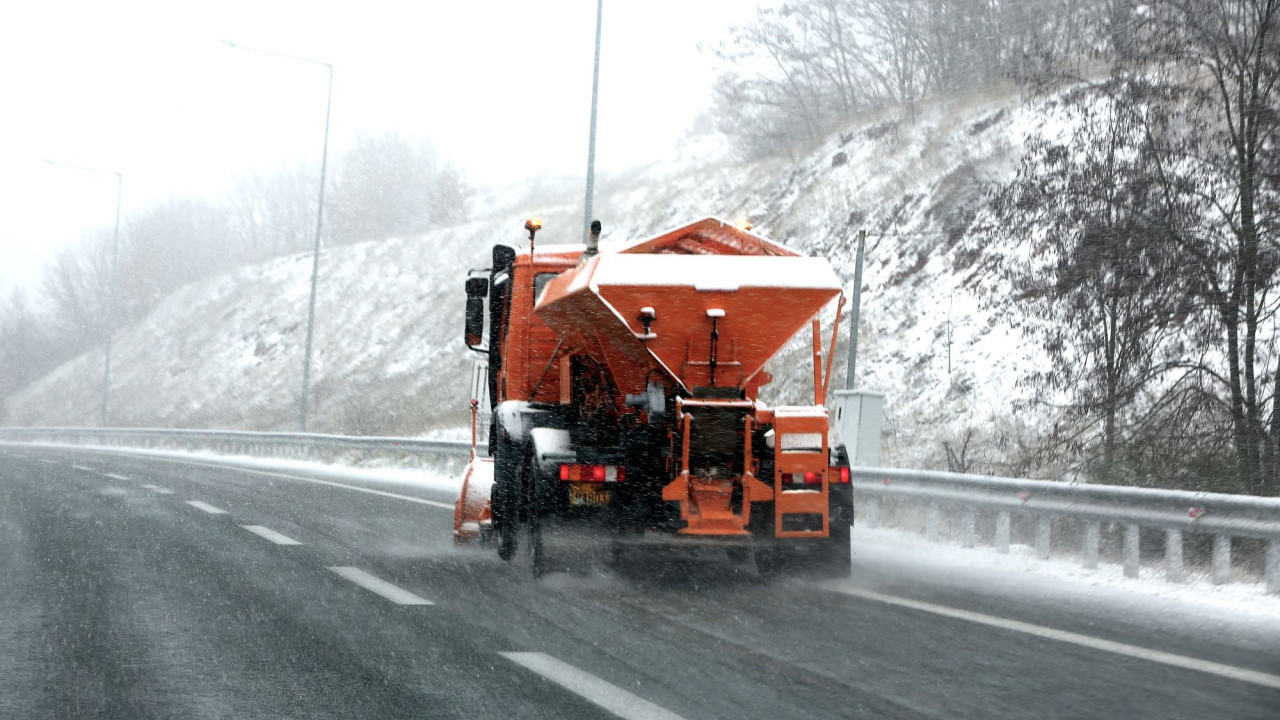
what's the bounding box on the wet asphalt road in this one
[1,445,1277,719]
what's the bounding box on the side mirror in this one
[465,277,488,349]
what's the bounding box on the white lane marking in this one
[104,473,130,481]
[46,454,456,511]
[72,464,95,472]
[500,652,686,720]
[226,468,454,510]
[142,484,174,495]
[38,459,57,465]
[326,566,432,605]
[242,525,301,545]
[826,586,1280,691]
[185,500,228,515]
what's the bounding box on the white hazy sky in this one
[0,0,764,295]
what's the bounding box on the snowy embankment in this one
[12,81,1075,468]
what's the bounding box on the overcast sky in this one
[0,0,763,295]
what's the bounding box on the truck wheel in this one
[492,424,529,563]
[809,525,852,578]
[526,519,548,578]
[497,522,517,561]
[815,495,853,578]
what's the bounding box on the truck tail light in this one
[783,472,824,485]
[558,464,625,483]
[832,466,851,484]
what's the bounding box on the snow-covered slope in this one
[7,82,1059,469]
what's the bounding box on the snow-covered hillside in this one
[7,82,1062,470]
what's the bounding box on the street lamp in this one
[44,160,122,428]
[224,40,333,432]
[582,0,604,244]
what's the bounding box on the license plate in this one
[569,483,611,506]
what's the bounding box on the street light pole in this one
[225,41,333,432]
[45,161,122,427]
[582,0,604,243]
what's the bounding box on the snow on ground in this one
[848,525,1280,628]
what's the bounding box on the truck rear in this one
[454,217,852,576]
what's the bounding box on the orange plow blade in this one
[453,457,494,545]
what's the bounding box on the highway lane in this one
[2,445,1278,719]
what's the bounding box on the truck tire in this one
[492,423,527,562]
[815,492,854,577]
[498,520,517,561]
[809,522,852,578]
[507,450,550,577]
[526,519,548,578]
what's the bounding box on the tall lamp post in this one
[582,0,604,243]
[225,41,333,432]
[45,160,122,428]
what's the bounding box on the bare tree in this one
[326,131,439,244]
[993,81,1192,483]
[227,160,320,261]
[1139,0,1280,495]
[427,166,473,226]
[41,231,114,351]
[116,197,234,324]
[709,0,1115,159]
[0,288,54,416]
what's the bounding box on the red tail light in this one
[558,464,626,483]
[803,471,820,484]
[841,466,850,483]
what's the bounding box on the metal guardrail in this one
[0,426,471,464]
[2,427,1277,593]
[854,468,1280,594]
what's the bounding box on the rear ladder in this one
[772,407,830,538]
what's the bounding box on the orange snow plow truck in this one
[453,217,852,576]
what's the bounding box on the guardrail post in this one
[1083,521,1100,570]
[1212,535,1232,585]
[864,496,880,529]
[1035,516,1051,559]
[995,511,1010,554]
[1123,524,1140,578]
[925,502,941,542]
[1165,528,1184,583]
[1268,541,1280,595]
[960,506,975,548]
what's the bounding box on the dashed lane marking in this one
[38,459,57,465]
[185,500,228,515]
[71,464,95,472]
[500,652,686,720]
[142,484,174,495]
[326,566,432,605]
[104,473,130,481]
[824,585,1280,691]
[242,525,301,545]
